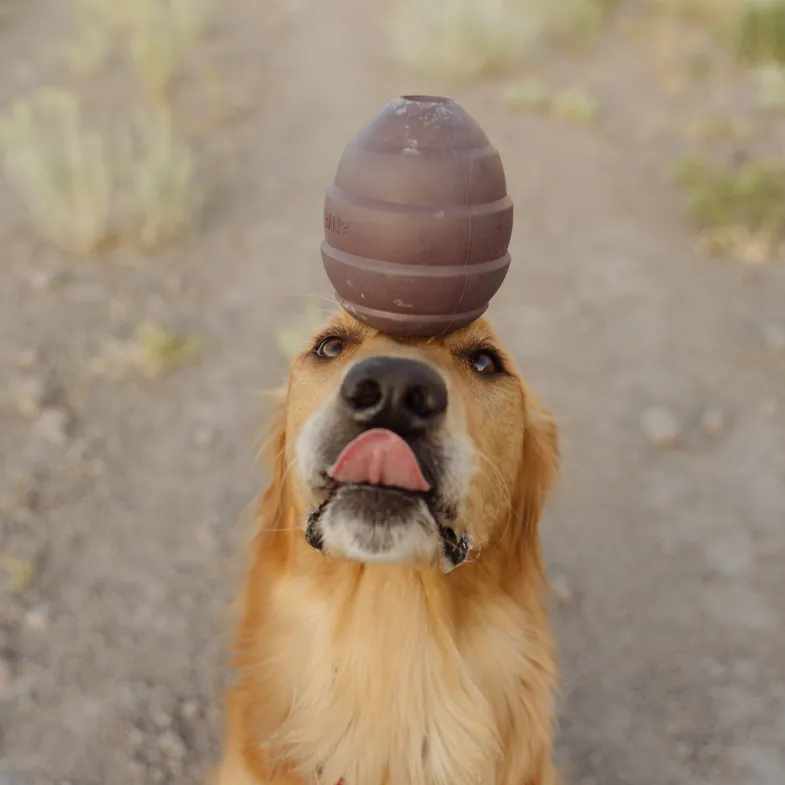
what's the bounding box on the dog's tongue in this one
[328,428,430,492]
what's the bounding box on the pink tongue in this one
[328,429,431,492]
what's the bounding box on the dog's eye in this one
[313,336,345,359]
[470,350,502,377]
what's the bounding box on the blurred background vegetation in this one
[2,0,785,288]
[1,1,784,784]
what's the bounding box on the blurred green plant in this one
[652,0,742,25]
[0,555,35,592]
[0,88,201,257]
[677,155,785,263]
[0,88,114,257]
[551,87,599,123]
[127,0,213,104]
[70,0,213,104]
[137,323,206,377]
[681,114,749,143]
[125,110,202,251]
[653,0,785,65]
[501,82,599,124]
[501,81,551,110]
[736,1,785,64]
[757,62,785,106]
[390,0,616,80]
[90,324,206,380]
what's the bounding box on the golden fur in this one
[217,312,560,785]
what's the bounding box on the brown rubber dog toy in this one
[321,95,513,337]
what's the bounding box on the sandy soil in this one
[1,1,784,784]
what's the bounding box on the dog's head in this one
[265,310,558,573]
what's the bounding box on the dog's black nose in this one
[340,356,448,436]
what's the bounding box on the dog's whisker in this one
[474,449,515,556]
[476,449,512,508]
[276,293,340,307]
[481,498,515,558]
[469,450,513,557]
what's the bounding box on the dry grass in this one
[390,0,616,80]
[501,82,599,123]
[653,0,785,64]
[0,89,201,257]
[681,114,750,143]
[652,0,743,26]
[0,89,114,257]
[70,0,213,103]
[136,323,206,376]
[757,62,785,106]
[501,81,551,110]
[0,555,35,592]
[736,1,785,64]
[91,324,207,380]
[0,0,211,257]
[124,110,202,251]
[677,155,785,263]
[551,87,599,123]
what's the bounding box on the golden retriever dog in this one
[217,309,560,785]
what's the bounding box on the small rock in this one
[7,376,49,418]
[763,666,781,684]
[109,298,128,323]
[550,574,573,605]
[165,273,185,295]
[675,741,693,761]
[69,283,108,303]
[28,268,67,291]
[149,768,166,784]
[192,425,217,448]
[24,604,50,631]
[0,473,39,515]
[34,407,72,445]
[14,349,40,370]
[664,720,683,737]
[0,655,14,698]
[85,458,107,478]
[127,761,148,781]
[67,435,98,463]
[640,405,680,448]
[158,728,186,760]
[179,698,201,722]
[762,323,785,351]
[732,659,758,681]
[702,657,726,678]
[700,405,728,437]
[152,708,173,730]
[128,727,146,747]
[195,521,213,547]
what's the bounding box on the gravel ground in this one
[1,2,784,784]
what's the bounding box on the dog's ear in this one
[515,395,559,553]
[255,387,290,547]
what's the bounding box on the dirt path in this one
[1,1,784,784]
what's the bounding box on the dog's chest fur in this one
[251,566,551,785]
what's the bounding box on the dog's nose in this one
[340,356,448,436]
